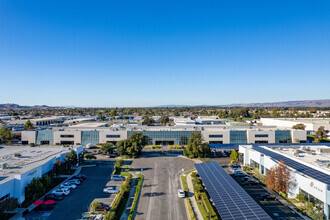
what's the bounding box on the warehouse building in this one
[21,125,306,146]
[239,144,330,219]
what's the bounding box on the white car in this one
[178,189,185,198]
[103,187,120,194]
[60,182,77,189]
[52,188,70,196]
[68,179,81,185]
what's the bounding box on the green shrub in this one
[90,201,101,211]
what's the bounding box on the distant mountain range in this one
[1,99,330,109]
[155,99,330,108]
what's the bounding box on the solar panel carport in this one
[195,162,271,220]
[253,146,330,185]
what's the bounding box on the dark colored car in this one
[230,164,241,169]
[260,193,277,201]
[240,176,249,182]
[245,179,259,185]
[44,193,64,201]
[98,203,110,211]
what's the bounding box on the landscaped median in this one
[104,173,132,220]
[191,172,218,220]
[127,173,144,220]
[181,169,196,220]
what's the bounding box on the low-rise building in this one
[239,144,330,219]
[0,145,83,204]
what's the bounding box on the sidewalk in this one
[11,166,83,220]
[120,172,139,220]
[186,171,203,220]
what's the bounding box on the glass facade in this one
[36,131,54,145]
[127,131,194,145]
[81,131,99,146]
[230,131,247,144]
[275,130,292,143]
[255,134,268,138]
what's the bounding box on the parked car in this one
[67,179,81,185]
[97,203,110,211]
[71,176,84,182]
[52,188,70,196]
[44,193,64,201]
[177,189,185,198]
[61,182,77,189]
[234,171,247,177]
[94,214,103,220]
[111,175,125,181]
[260,193,277,201]
[245,179,259,185]
[103,187,120,194]
[240,176,249,182]
[230,164,241,169]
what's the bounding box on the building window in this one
[60,141,74,145]
[255,141,268,143]
[275,130,292,143]
[209,134,223,138]
[230,131,247,144]
[209,141,223,144]
[255,134,268,138]
[81,131,99,146]
[0,194,9,203]
[106,135,120,138]
[60,134,74,138]
[36,131,54,145]
[127,131,194,145]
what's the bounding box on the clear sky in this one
[0,0,329,107]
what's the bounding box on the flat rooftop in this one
[69,122,108,128]
[263,118,330,124]
[0,145,77,184]
[268,145,330,174]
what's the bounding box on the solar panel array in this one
[195,162,271,220]
[253,146,330,185]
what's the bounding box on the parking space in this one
[209,157,302,219]
[24,161,114,220]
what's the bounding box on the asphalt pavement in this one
[132,152,195,220]
[25,160,114,220]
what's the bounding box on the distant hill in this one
[223,99,330,108]
[0,104,51,109]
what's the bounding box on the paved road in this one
[47,161,114,220]
[132,153,195,220]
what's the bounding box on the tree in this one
[24,120,34,130]
[296,193,306,203]
[65,150,78,168]
[0,125,12,143]
[97,111,105,121]
[184,132,210,158]
[90,201,101,211]
[230,149,238,162]
[159,115,170,126]
[100,143,115,155]
[25,177,43,200]
[116,132,147,157]
[114,159,124,168]
[266,160,292,194]
[265,167,275,190]
[142,116,154,126]
[292,123,306,130]
[316,126,328,140]
[85,154,97,159]
[40,175,52,192]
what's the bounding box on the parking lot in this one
[132,152,195,220]
[24,160,115,220]
[207,156,302,219]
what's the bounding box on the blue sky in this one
[0,0,329,107]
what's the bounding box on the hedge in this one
[128,174,143,220]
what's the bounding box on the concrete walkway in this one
[187,172,203,220]
[120,172,139,220]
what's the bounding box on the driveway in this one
[132,153,195,220]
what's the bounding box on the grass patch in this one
[181,169,196,220]
[120,171,130,177]
[151,145,161,149]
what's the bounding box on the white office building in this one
[239,144,330,218]
[0,145,83,204]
